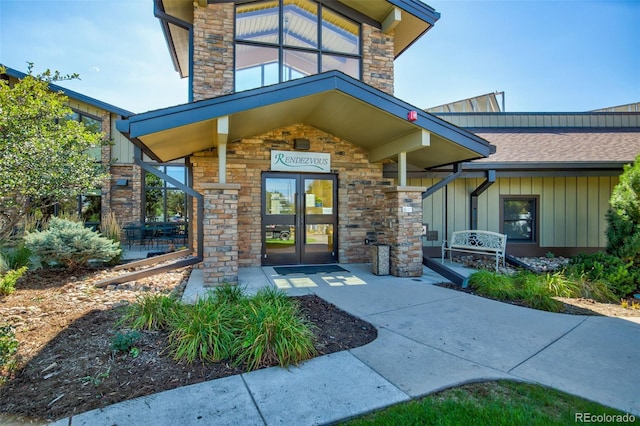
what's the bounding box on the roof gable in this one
[117,71,492,168]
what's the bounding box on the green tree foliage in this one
[0,63,108,239]
[24,217,121,269]
[606,153,640,264]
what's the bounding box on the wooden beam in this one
[217,116,229,184]
[217,115,229,145]
[369,129,430,163]
[382,7,401,34]
[398,151,407,186]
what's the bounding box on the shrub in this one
[212,283,247,307]
[110,330,141,355]
[120,286,317,369]
[0,325,19,382]
[0,244,32,272]
[568,252,639,297]
[515,280,564,313]
[541,270,581,298]
[606,153,640,264]
[100,212,122,265]
[168,296,238,363]
[0,266,27,296]
[235,287,316,371]
[467,270,516,300]
[24,217,121,268]
[120,293,182,331]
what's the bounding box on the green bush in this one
[606,154,640,264]
[120,293,182,331]
[110,330,141,354]
[0,325,19,382]
[168,295,238,363]
[235,287,316,371]
[568,252,639,297]
[24,217,121,268]
[0,266,27,296]
[515,279,564,313]
[0,244,32,273]
[469,270,564,312]
[468,270,516,300]
[120,285,317,369]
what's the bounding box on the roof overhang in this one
[117,71,493,169]
[157,0,439,78]
[1,65,133,117]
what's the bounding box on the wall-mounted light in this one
[294,138,310,150]
[115,179,128,187]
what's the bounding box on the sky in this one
[0,0,638,114]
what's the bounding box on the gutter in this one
[153,0,194,102]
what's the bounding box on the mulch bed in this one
[0,268,376,423]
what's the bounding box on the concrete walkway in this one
[51,263,640,425]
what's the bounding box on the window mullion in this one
[317,2,322,74]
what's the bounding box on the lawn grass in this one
[342,381,638,426]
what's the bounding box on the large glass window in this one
[235,0,361,91]
[144,166,188,224]
[501,196,538,243]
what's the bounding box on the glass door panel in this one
[262,173,337,265]
[263,177,298,265]
[302,177,336,264]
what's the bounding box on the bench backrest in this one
[450,230,507,253]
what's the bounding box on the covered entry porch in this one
[117,71,494,284]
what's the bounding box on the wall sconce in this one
[293,138,310,150]
[115,179,128,187]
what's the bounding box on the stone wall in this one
[383,187,426,277]
[202,183,240,284]
[108,164,143,228]
[190,123,393,267]
[362,24,395,95]
[192,2,235,101]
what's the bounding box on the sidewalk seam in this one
[240,373,268,425]
[363,294,465,318]
[375,326,519,376]
[507,316,589,374]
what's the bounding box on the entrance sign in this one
[271,150,331,173]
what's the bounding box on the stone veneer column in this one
[383,186,427,277]
[202,183,241,285]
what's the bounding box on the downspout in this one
[135,149,204,261]
[153,0,194,103]
[469,170,496,230]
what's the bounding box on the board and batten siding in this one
[410,176,618,250]
[111,119,136,164]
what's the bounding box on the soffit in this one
[119,73,490,169]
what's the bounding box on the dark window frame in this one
[234,0,362,91]
[499,195,539,244]
[143,165,189,225]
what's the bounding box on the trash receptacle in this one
[372,244,389,275]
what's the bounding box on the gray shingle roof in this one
[473,130,640,164]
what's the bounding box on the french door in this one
[262,172,337,265]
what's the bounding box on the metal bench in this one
[442,230,507,271]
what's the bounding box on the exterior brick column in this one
[201,183,241,285]
[383,186,427,277]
